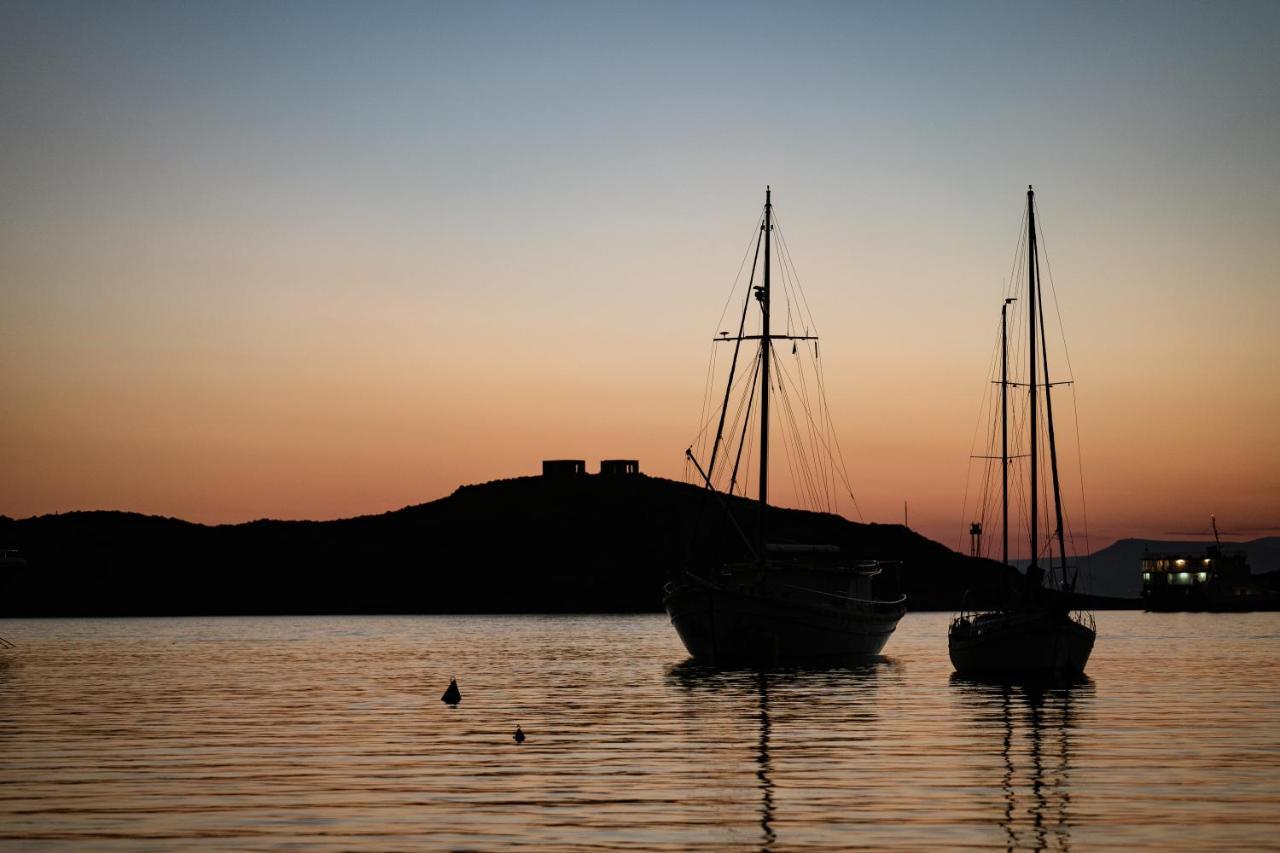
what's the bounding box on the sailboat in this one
[663,187,906,664]
[948,186,1095,678]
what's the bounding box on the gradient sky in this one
[2,0,1277,550]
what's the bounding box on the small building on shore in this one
[540,459,641,476]
[542,459,586,476]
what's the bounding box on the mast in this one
[1027,186,1039,577]
[1036,232,1069,589]
[1002,297,1015,567]
[759,186,772,552]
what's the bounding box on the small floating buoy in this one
[513,725,525,744]
[441,677,461,706]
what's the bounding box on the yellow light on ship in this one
[1203,558,1212,566]
[1175,559,1187,567]
[1197,572,1208,582]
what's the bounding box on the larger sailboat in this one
[948,186,1096,678]
[663,188,906,664]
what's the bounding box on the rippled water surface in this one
[0,613,1277,849]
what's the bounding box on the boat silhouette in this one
[949,186,1096,678]
[664,188,905,664]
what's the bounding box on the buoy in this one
[513,725,525,743]
[441,677,461,706]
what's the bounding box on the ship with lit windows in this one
[1141,518,1280,612]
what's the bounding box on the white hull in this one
[664,578,905,664]
[948,609,1095,677]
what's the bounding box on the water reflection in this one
[0,656,14,748]
[756,672,775,848]
[667,659,892,850]
[951,676,1095,851]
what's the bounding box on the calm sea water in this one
[0,612,1276,850]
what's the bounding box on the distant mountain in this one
[1057,537,1280,599]
[0,474,1134,617]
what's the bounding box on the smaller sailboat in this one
[949,186,1095,678]
[664,187,906,664]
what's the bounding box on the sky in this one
[2,0,1277,550]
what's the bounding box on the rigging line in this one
[771,351,812,507]
[771,214,821,338]
[768,348,849,514]
[806,331,845,514]
[1003,205,1030,305]
[691,350,758,451]
[774,378,809,511]
[804,334,862,518]
[1033,197,1092,589]
[774,351,828,500]
[1003,299,1035,565]
[723,358,759,483]
[773,227,803,340]
[767,224,860,517]
[768,210,795,334]
[788,387,826,511]
[1031,197,1076,381]
[1012,372,1036,565]
[798,311,862,518]
[779,229,807,340]
[774,230,797,336]
[707,227,764,481]
[694,341,720,461]
[774,348,855,515]
[728,347,761,496]
[960,200,1027,543]
[786,347,817,502]
[817,380,863,521]
[715,346,759,488]
[1035,239,1070,588]
[958,307,1008,550]
[713,208,768,335]
[738,387,757,499]
[790,344,830,506]
[780,358,827,511]
[718,378,752,490]
[1069,390,1092,589]
[769,351,812,508]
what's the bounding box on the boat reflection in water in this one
[666,660,893,849]
[950,675,1095,851]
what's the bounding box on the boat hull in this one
[948,610,1095,678]
[663,579,905,664]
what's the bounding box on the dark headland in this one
[0,473,1136,617]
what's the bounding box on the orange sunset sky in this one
[2,2,1278,551]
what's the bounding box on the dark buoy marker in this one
[441,677,461,706]
[513,725,525,744]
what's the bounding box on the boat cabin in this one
[1141,547,1250,609]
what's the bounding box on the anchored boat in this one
[1141,517,1280,612]
[663,187,906,664]
[949,186,1096,678]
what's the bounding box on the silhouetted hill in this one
[0,474,1135,616]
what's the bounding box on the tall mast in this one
[1036,234,1069,589]
[1002,297,1015,567]
[1027,186,1039,575]
[759,186,772,533]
